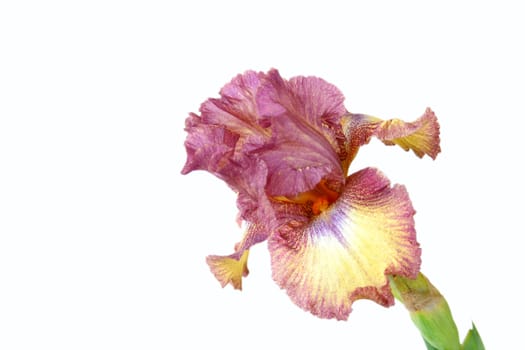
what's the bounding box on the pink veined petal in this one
[255,69,348,197]
[201,71,269,138]
[181,114,239,175]
[181,71,275,225]
[269,167,421,320]
[181,71,262,176]
[182,69,352,215]
[341,108,441,171]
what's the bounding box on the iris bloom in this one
[182,69,440,321]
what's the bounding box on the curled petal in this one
[183,71,269,177]
[269,168,420,320]
[374,108,441,159]
[206,224,269,290]
[342,108,440,169]
[207,250,250,290]
[182,71,274,224]
[181,114,238,175]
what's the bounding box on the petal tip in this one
[206,250,250,291]
[369,108,442,160]
[417,107,441,160]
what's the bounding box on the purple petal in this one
[181,113,239,175]
[256,69,347,197]
[182,71,273,226]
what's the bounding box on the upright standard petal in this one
[341,108,440,170]
[269,168,420,320]
[200,71,269,141]
[256,69,348,197]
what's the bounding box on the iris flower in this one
[182,69,440,321]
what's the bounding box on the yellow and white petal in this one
[269,167,421,320]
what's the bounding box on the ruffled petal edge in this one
[269,167,421,320]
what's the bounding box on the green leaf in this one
[461,323,485,350]
[424,339,439,350]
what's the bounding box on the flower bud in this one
[389,273,460,350]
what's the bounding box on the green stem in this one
[389,273,485,350]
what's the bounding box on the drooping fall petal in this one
[269,167,420,320]
[341,108,440,169]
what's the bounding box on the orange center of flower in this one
[275,180,340,216]
[311,197,330,215]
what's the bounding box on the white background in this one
[1,1,523,349]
